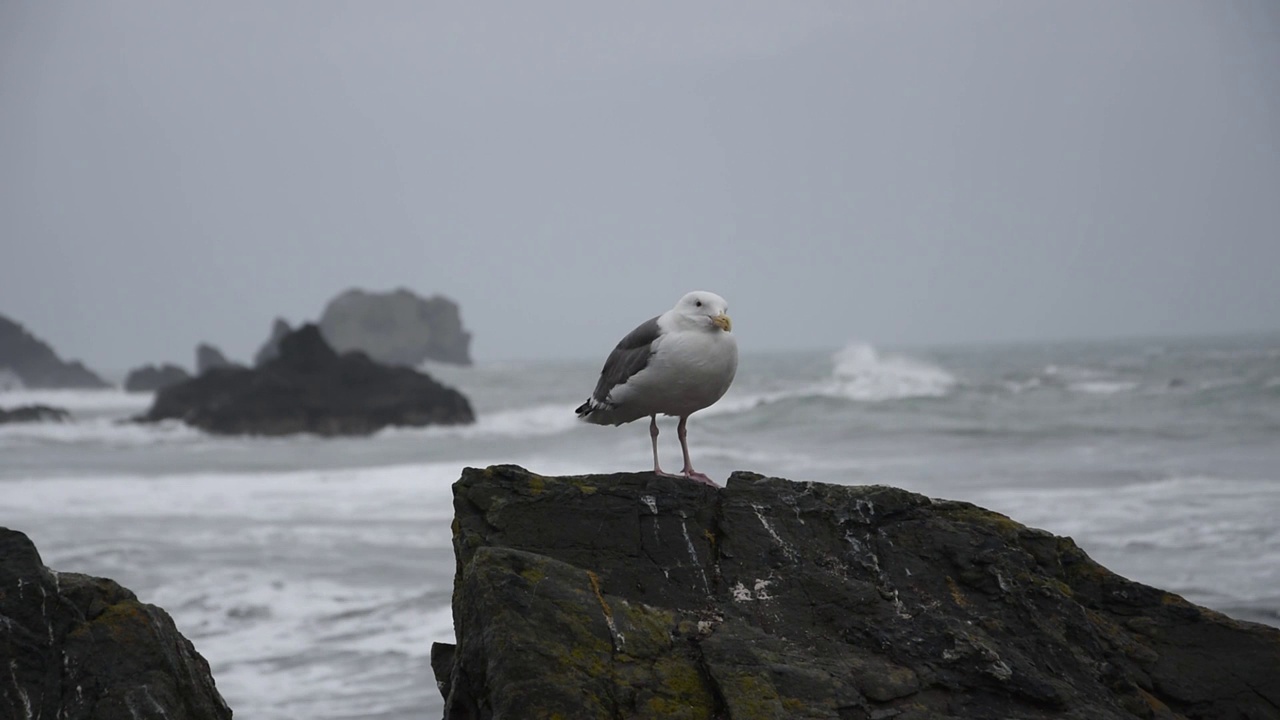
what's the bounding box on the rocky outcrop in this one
[435,466,1280,719]
[195,343,236,375]
[318,288,472,366]
[252,318,292,367]
[0,527,231,720]
[0,404,70,424]
[139,324,474,436]
[0,313,109,389]
[0,368,22,391]
[124,363,191,392]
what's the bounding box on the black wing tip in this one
[575,400,592,417]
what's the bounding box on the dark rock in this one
[318,288,473,366]
[0,368,22,390]
[0,404,71,424]
[138,324,475,436]
[124,363,191,392]
[0,527,231,720]
[252,318,292,367]
[436,465,1280,719]
[195,343,236,374]
[0,313,110,388]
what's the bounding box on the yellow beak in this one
[712,313,732,332]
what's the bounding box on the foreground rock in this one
[0,527,231,720]
[0,404,70,424]
[319,288,473,366]
[195,343,236,374]
[435,466,1280,719]
[124,363,191,392]
[140,324,474,436]
[0,313,109,388]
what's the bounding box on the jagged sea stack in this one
[140,324,474,436]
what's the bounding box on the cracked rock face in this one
[0,528,232,720]
[435,465,1280,719]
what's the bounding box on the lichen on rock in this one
[435,465,1280,719]
[0,528,231,720]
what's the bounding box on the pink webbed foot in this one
[682,470,721,488]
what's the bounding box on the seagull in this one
[576,291,738,487]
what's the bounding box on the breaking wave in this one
[0,388,149,413]
[825,343,958,402]
[0,416,203,448]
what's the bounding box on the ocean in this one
[2,334,1278,719]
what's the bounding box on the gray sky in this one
[3,2,1278,372]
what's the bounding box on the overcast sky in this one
[2,2,1278,372]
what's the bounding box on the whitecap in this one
[1068,380,1138,395]
[375,402,580,440]
[0,388,148,413]
[0,417,203,448]
[825,343,957,402]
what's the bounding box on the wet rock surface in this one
[0,527,232,720]
[435,465,1280,719]
[0,404,70,424]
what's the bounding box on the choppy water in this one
[2,334,1279,719]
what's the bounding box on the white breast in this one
[619,328,738,417]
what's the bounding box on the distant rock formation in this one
[195,343,236,374]
[0,527,232,720]
[139,324,475,436]
[0,367,22,391]
[124,363,191,392]
[0,313,109,389]
[0,404,70,424]
[253,318,292,367]
[318,288,472,366]
[435,466,1280,719]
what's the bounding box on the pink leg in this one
[677,416,719,488]
[650,415,682,478]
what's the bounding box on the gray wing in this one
[590,316,662,406]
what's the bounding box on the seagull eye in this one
[695,300,702,307]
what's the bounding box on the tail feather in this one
[576,397,611,423]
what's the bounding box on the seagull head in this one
[673,291,732,333]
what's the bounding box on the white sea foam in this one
[0,417,203,448]
[1042,364,1104,380]
[1002,377,1043,394]
[826,343,957,402]
[467,403,580,437]
[376,402,581,440]
[700,343,959,415]
[0,388,148,413]
[1068,380,1138,395]
[0,461,465,522]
